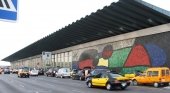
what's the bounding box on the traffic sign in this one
[0,0,17,21]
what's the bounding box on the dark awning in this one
[2,0,170,62]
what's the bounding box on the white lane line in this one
[164,86,170,89]
[71,89,84,93]
[19,84,24,88]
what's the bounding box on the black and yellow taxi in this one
[86,72,130,90]
[18,67,30,78]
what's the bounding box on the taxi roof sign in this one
[0,0,17,21]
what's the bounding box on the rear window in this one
[63,68,70,72]
[166,70,170,76]
[161,69,170,76]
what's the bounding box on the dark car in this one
[72,70,84,80]
[38,68,44,75]
[86,72,130,90]
[72,69,91,81]
[46,67,59,77]
[4,68,10,74]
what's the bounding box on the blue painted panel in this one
[145,44,166,66]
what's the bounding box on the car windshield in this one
[109,73,122,78]
[91,69,108,75]
[22,67,29,72]
[63,68,70,72]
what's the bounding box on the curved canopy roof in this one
[3,0,170,62]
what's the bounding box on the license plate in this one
[121,83,127,86]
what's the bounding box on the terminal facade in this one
[3,0,170,74]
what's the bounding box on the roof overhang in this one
[2,0,170,62]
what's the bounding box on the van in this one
[132,67,170,87]
[55,68,71,78]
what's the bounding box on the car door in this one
[92,73,102,86]
[145,71,154,83]
[97,73,109,86]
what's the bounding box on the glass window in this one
[147,71,152,76]
[152,71,158,76]
[109,73,122,78]
[162,70,165,76]
[57,54,61,62]
[101,74,108,78]
[166,70,170,76]
[61,53,64,62]
[65,52,68,62]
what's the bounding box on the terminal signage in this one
[0,0,17,21]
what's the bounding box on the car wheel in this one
[87,81,92,88]
[72,77,75,80]
[154,82,159,88]
[106,83,112,90]
[133,80,138,86]
[79,77,82,81]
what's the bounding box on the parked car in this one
[86,72,130,90]
[12,69,19,74]
[29,68,39,76]
[0,68,3,74]
[55,68,71,78]
[4,68,10,74]
[38,68,44,75]
[72,70,85,80]
[46,67,60,77]
[18,67,29,78]
[124,70,142,79]
[70,69,78,77]
[132,67,170,87]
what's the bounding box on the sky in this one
[0,0,170,66]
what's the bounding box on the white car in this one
[29,68,39,76]
[55,68,71,78]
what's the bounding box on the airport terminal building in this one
[2,0,170,74]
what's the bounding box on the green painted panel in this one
[109,48,131,68]
[120,66,148,75]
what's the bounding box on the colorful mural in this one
[109,48,131,68]
[72,32,170,74]
[78,49,98,69]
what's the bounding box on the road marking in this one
[164,86,170,89]
[19,84,24,88]
[71,89,84,93]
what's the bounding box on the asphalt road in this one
[0,74,170,93]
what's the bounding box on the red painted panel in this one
[124,44,150,67]
[78,59,93,69]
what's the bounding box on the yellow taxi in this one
[86,72,130,90]
[132,67,170,87]
[124,73,136,79]
[18,67,30,78]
